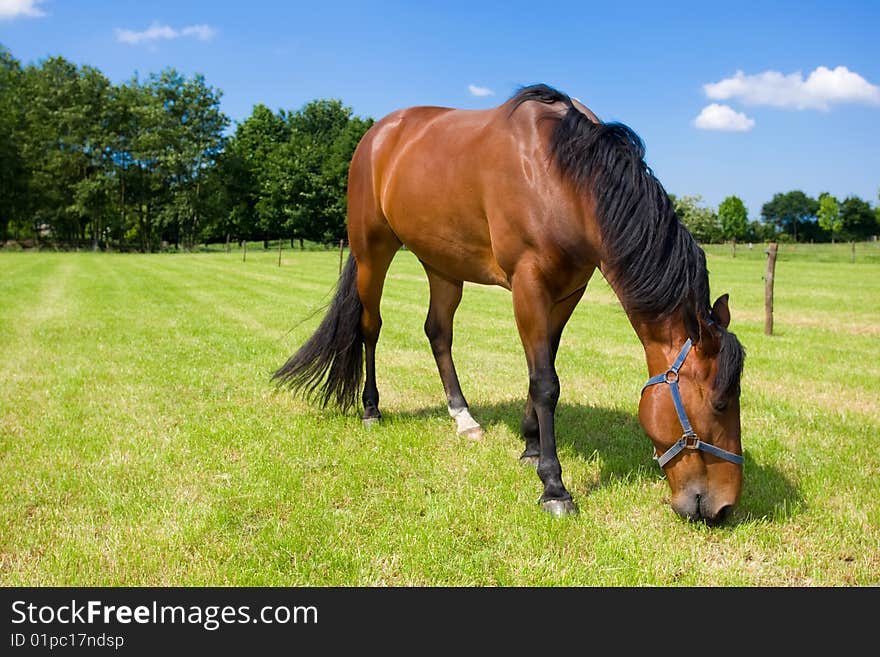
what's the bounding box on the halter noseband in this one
[641,338,744,468]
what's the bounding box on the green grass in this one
[702,239,880,264]
[1,245,878,586]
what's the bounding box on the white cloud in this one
[115,22,217,46]
[180,24,215,41]
[694,104,756,132]
[0,0,46,20]
[704,66,880,111]
[468,84,495,97]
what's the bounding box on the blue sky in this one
[2,0,879,219]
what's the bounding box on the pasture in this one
[1,244,878,586]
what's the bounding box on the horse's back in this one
[347,95,595,289]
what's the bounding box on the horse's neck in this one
[628,313,691,378]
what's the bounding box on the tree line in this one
[671,189,878,245]
[1,43,877,252]
[0,45,372,251]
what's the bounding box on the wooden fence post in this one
[242,240,247,263]
[764,242,778,336]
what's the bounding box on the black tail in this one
[273,253,363,412]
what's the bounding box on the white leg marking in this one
[448,405,480,434]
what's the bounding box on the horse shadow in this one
[397,399,803,525]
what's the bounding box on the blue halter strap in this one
[641,339,744,468]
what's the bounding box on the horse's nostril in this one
[673,494,703,522]
[707,504,733,526]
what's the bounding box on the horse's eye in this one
[712,398,729,413]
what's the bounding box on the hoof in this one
[362,416,381,427]
[540,498,578,517]
[459,426,484,440]
[519,453,539,467]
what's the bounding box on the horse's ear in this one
[711,294,731,328]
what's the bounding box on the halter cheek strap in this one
[641,339,744,468]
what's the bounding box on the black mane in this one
[509,84,744,400]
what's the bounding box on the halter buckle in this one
[664,369,679,384]
[683,434,700,449]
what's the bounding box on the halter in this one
[641,339,744,468]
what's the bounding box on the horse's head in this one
[638,294,745,525]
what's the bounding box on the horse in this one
[274,84,746,524]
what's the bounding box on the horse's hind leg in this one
[353,235,399,424]
[423,265,482,439]
[346,130,402,424]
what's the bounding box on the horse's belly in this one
[386,211,510,288]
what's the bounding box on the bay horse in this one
[274,84,746,523]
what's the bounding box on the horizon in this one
[2,0,878,219]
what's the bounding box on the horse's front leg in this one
[512,275,583,516]
[520,395,540,465]
[519,285,586,469]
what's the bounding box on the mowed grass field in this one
[1,244,878,586]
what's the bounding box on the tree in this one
[103,78,144,248]
[0,45,26,242]
[231,99,373,248]
[221,104,291,247]
[319,114,373,242]
[141,69,228,249]
[876,188,880,232]
[760,190,818,242]
[839,196,877,241]
[672,194,722,243]
[16,56,112,246]
[0,41,376,251]
[816,193,842,242]
[206,142,254,247]
[71,65,114,251]
[718,195,748,241]
[745,220,771,242]
[282,99,372,244]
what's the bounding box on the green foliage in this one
[0,48,26,242]
[287,101,373,243]
[760,190,819,243]
[718,195,748,240]
[219,99,373,247]
[744,220,771,242]
[16,56,112,245]
[876,188,880,231]
[0,44,229,251]
[672,194,723,243]
[223,103,290,243]
[143,69,229,249]
[816,193,842,241]
[2,43,370,250]
[838,195,878,241]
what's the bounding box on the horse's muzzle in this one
[672,492,735,525]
